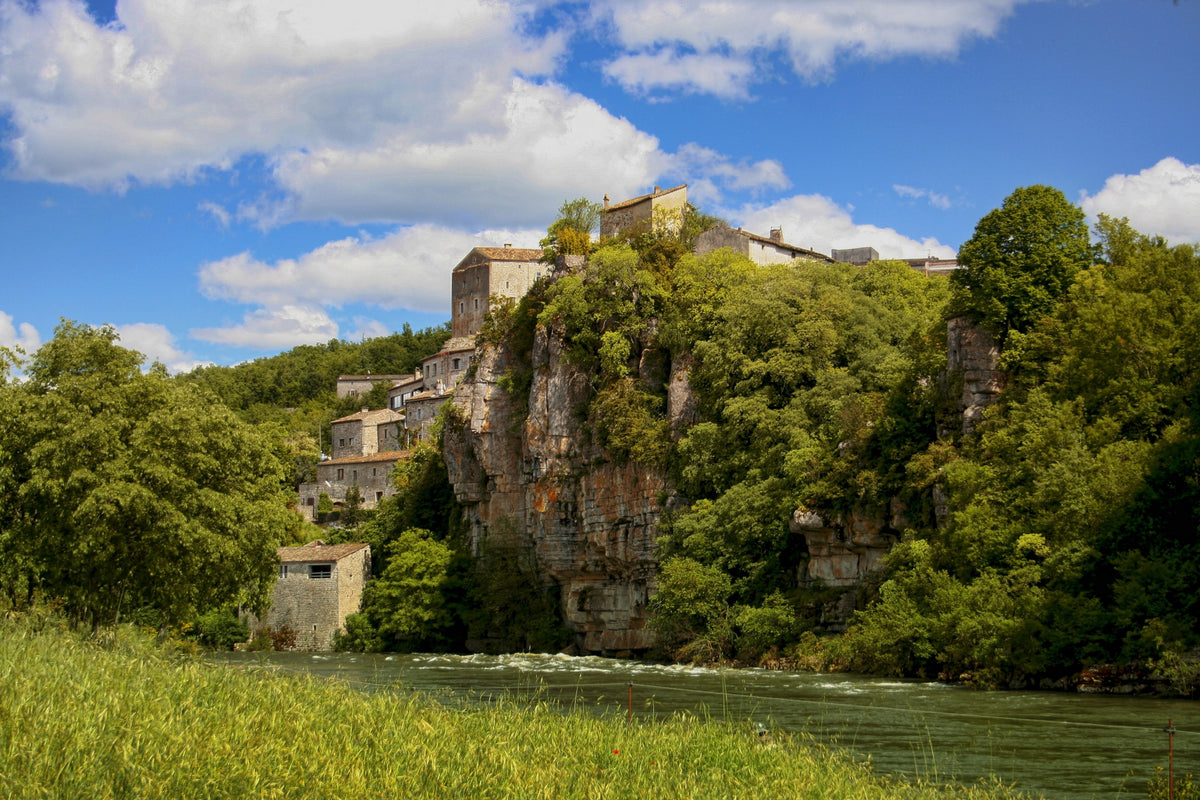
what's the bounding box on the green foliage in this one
[540,197,602,261]
[191,608,249,650]
[465,534,572,654]
[649,557,732,659]
[0,321,294,629]
[341,484,364,528]
[1148,767,1199,800]
[317,492,333,514]
[359,529,455,650]
[951,185,1094,342]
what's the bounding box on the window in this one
[452,358,461,370]
[305,497,315,506]
[371,468,377,477]
[310,564,332,579]
[459,301,464,314]
[337,468,344,480]
[339,438,345,447]
[473,298,479,310]
[279,564,289,578]
[348,437,355,446]
[375,491,383,502]
[352,470,358,481]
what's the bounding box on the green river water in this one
[214,651,1197,800]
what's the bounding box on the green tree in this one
[951,185,1094,342]
[3,321,294,629]
[359,528,455,650]
[540,197,603,261]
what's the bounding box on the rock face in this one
[443,323,672,654]
[944,316,1005,434]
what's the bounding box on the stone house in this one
[693,225,835,265]
[329,407,404,460]
[262,540,371,651]
[298,450,408,520]
[336,374,407,399]
[402,389,450,444]
[600,184,688,240]
[451,245,546,338]
[387,370,425,412]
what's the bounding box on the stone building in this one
[600,184,688,240]
[387,370,425,412]
[693,225,834,265]
[336,374,407,399]
[329,408,404,460]
[297,450,408,520]
[451,245,546,338]
[402,389,451,444]
[261,541,371,651]
[421,337,475,393]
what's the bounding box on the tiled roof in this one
[320,450,408,466]
[337,374,406,381]
[331,408,404,424]
[278,540,369,564]
[472,246,544,262]
[604,184,687,212]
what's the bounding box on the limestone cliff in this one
[443,322,675,654]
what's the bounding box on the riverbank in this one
[0,614,1029,800]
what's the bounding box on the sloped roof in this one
[453,247,543,272]
[330,408,404,424]
[605,184,687,212]
[721,226,835,263]
[278,541,369,564]
[319,451,408,466]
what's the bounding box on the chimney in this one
[770,227,783,243]
[504,243,512,248]
[604,194,610,209]
[361,407,369,414]
[653,185,661,194]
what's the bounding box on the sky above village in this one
[1,0,1198,371]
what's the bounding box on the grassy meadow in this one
[0,613,1030,800]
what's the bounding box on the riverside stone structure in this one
[261,541,371,651]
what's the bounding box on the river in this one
[213,651,1196,800]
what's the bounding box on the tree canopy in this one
[951,185,1094,342]
[0,322,297,628]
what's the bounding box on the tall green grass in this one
[0,614,1031,800]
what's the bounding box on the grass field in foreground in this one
[0,614,1031,800]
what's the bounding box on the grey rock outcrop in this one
[443,323,677,654]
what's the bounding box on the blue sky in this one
[2,0,1198,371]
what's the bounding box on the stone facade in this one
[693,225,834,266]
[451,246,546,338]
[330,408,404,460]
[600,184,687,240]
[298,451,407,520]
[944,316,1005,435]
[336,374,406,399]
[261,541,371,651]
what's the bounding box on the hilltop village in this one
[298,184,958,523]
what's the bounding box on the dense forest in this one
[1,187,1196,693]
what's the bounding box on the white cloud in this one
[114,322,210,373]
[346,317,392,342]
[1080,158,1200,245]
[191,305,339,349]
[894,184,952,210]
[268,79,667,227]
[0,311,41,354]
[592,0,1029,96]
[603,50,757,100]
[734,193,956,259]
[197,223,543,313]
[0,0,561,190]
[198,201,231,228]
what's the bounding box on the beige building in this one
[298,451,407,520]
[329,408,404,460]
[335,374,407,399]
[451,245,546,338]
[600,184,688,240]
[262,541,371,651]
[693,225,835,265]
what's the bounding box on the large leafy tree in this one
[1,322,296,628]
[951,185,1094,342]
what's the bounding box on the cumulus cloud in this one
[734,193,956,259]
[0,0,561,189]
[191,305,340,349]
[0,0,803,226]
[198,223,543,313]
[0,311,41,354]
[1080,158,1200,245]
[894,184,952,210]
[114,323,210,374]
[591,0,1030,96]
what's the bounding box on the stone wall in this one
[264,545,370,650]
[943,316,1005,435]
[444,321,676,654]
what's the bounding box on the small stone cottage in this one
[261,540,371,651]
